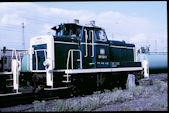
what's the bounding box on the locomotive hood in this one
[30,35,54,46]
[109,40,135,47]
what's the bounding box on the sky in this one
[0,1,167,52]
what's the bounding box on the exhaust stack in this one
[90,20,95,26]
[74,19,79,24]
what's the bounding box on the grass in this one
[32,100,45,112]
[140,96,167,111]
[153,79,168,93]
[31,79,167,111]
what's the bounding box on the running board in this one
[65,67,143,74]
[0,72,13,75]
[44,87,68,91]
[30,67,143,74]
[0,92,22,97]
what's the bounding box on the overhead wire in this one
[0,27,37,34]
[0,4,71,49]
[0,5,71,25]
[0,4,94,47]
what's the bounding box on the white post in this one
[127,74,135,89]
[12,59,19,92]
[0,49,1,60]
[0,43,1,60]
[44,59,53,87]
[142,60,149,79]
[29,47,34,71]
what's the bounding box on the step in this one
[62,80,71,83]
[6,85,13,88]
[6,79,13,81]
[77,59,81,62]
[63,75,71,77]
[44,87,68,91]
[89,63,95,65]
[44,82,56,84]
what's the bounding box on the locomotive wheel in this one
[70,85,82,97]
[96,73,106,91]
[118,72,128,89]
[108,72,128,90]
[135,71,144,85]
[69,77,83,97]
[32,75,39,93]
[120,74,128,89]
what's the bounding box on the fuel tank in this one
[137,52,168,73]
[21,54,30,71]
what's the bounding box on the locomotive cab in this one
[52,22,110,69]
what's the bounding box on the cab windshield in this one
[95,29,107,42]
[56,24,81,37]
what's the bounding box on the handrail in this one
[84,29,94,58]
[35,51,38,70]
[66,49,82,70]
[84,29,88,57]
[67,50,71,70]
[33,49,47,70]
[11,49,20,93]
[91,30,94,57]
[0,49,24,94]
[11,49,18,61]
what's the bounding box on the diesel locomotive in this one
[0,20,149,96]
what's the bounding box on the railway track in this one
[0,73,167,112]
[1,73,167,110]
[0,88,68,108]
[0,93,38,108]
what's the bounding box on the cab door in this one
[32,44,47,70]
[82,28,96,69]
[95,29,110,68]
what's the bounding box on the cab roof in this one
[51,22,102,31]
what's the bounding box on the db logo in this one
[100,48,105,55]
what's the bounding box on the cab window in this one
[70,25,81,37]
[64,25,70,36]
[95,29,107,42]
[56,25,70,36]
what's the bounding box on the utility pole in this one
[155,40,157,53]
[22,23,25,50]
